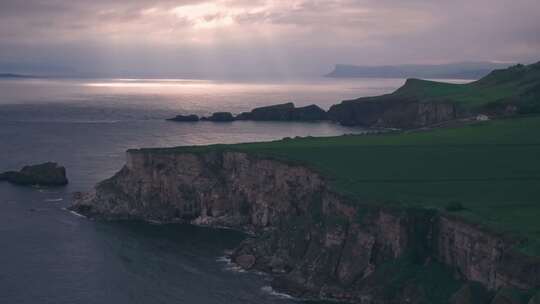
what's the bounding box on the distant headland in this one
[0,73,35,79]
[325,61,513,79]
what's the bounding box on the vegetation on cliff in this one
[392,62,540,109]
[150,116,540,253]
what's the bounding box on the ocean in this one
[0,77,404,304]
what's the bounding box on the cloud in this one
[0,0,539,77]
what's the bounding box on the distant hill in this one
[0,73,34,79]
[328,61,540,127]
[325,62,513,79]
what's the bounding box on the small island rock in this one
[0,162,68,186]
[236,102,327,121]
[167,114,199,122]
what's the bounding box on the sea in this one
[0,77,406,304]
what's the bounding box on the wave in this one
[216,255,247,273]
[215,255,295,299]
[64,208,87,218]
[45,198,63,202]
[37,189,59,194]
[260,286,295,300]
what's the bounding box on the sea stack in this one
[0,162,68,186]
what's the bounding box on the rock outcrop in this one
[236,102,327,121]
[0,162,68,186]
[169,103,328,124]
[71,149,540,303]
[201,112,235,122]
[166,114,199,122]
[327,93,460,128]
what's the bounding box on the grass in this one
[226,116,540,251]
[139,115,540,253]
[372,62,540,108]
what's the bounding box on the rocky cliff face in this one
[435,216,540,291]
[327,96,460,128]
[72,149,540,303]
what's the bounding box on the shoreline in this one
[69,133,540,302]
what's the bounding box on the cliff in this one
[72,149,540,303]
[327,92,460,128]
[328,62,540,127]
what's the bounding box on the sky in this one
[1,0,539,78]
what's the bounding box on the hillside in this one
[394,62,540,108]
[328,62,540,127]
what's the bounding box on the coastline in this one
[70,138,540,303]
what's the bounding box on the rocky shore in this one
[167,102,329,123]
[71,149,540,304]
[166,62,540,129]
[165,93,492,129]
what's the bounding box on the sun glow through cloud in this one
[1,0,539,78]
[171,3,238,29]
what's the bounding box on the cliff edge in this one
[71,149,540,303]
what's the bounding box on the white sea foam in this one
[45,198,63,202]
[37,189,59,194]
[216,257,294,298]
[260,286,294,299]
[67,209,87,218]
[215,256,231,263]
[216,255,247,273]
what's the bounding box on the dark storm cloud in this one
[0,0,539,77]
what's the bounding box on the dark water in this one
[0,78,403,303]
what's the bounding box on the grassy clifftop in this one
[145,116,540,252]
[392,62,540,109]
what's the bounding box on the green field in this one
[220,117,540,252]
